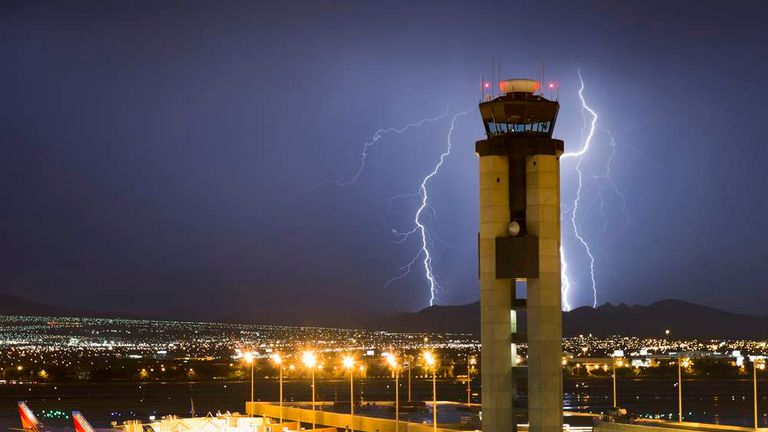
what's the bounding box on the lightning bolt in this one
[597,129,629,232]
[560,245,573,312]
[307,107,468,305]
[307,110,449,190]
[386,110,470,306]
[561,69,599,308]
[561,69,631,310]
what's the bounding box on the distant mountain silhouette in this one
[565,299,768,339]
[0,293,134,319]
[367,299,768,339]
[368,303,482,334]
[0,293,71,316]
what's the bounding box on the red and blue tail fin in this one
[72,411,95,432]
[18,402,41,432]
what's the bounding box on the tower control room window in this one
[486,121,551,136]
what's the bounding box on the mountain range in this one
[2,293,767,339]
[369,299,768,339]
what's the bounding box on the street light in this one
[343,355,356,432]
[244,352,256,412]
[423,351,437,432]
[271,354,284,424]
[755,357,765,429]
[302,351,317,430]
[384,353,400,432]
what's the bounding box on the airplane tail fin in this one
[18,402,41,432]
[72,411,96,432]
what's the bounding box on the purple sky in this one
[1,0,767,321]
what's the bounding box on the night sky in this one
[1,1,767,321]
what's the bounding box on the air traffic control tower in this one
[476,79,563,432]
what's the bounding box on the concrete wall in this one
[245,402,459,432]
[478,155,516,432]
[525,154,563,432]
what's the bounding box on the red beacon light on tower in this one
[547,81,560,99]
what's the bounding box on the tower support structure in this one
[476,78,563,432]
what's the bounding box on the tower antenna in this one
[491,57,495,99]
[481,73,485,101]
[497,62,501,97]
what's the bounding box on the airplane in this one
[15,402,113,432]
[71,411,121,432]
[17,401,43,432]
[71,412,95,432]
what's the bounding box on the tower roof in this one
[499,79,539,95]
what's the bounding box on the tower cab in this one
[478,79,560,139]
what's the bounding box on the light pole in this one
[343,355,356,432]
[245,352,256,415]
[407,355,412,402]
[466,356,476,406]
[424,351,437,432]
[271,354,284,424]
[677,357,690,423]
[302,351,317,430]
[384,353,400,432]
[611,357,623,408]
[755,358,765,429]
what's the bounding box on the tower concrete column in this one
[525,155,562,432]
[479,155,515,432]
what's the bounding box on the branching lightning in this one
[386,110,470,306]
[597,130,629,232]
[561,70,599,308]
[560,69,630,310]
[560,245,573,312]
[309,107,468,305]
[307,110,449,190]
